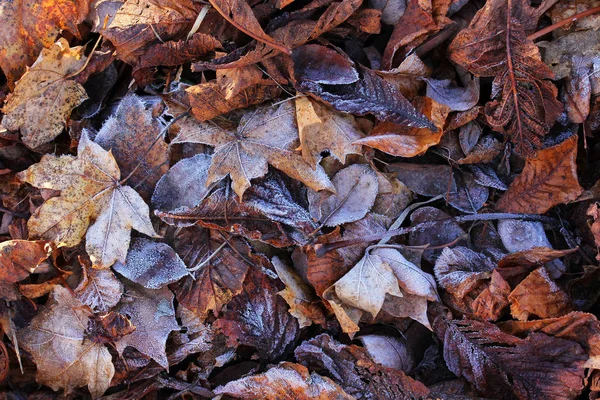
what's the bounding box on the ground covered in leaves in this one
[1,0,600,399]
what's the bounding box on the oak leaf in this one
[448,0,562,156]
[172,101,334,198]
[214,362,353,400]
[17,132,158,269]
[496,135,583,214]
[18,286,114,398]
[0,0,90,86]
[1,39,88,149]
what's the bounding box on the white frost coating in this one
[75,267,123,313]
[152,154,212,211]
[308,164,379,227]
[113,237,189,289]
[357,334,414,372]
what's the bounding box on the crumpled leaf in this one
[214,362,353,400]
[1,39,88,149]
[308,164,379,227]
[448,0,562,156]
[0,0,90,86]
[295,333,430,399]
[295,96,364,166]
[496,135,583,213]
[293,44,435,130]
[75,263,123,313]
[17,132,158,269]
[272,256,325,328]
[113,238,189,289]
[331,249,402,318]
[0,240,51,301]
[355,97,450,157]
[115,283,178,369]
[172,228,250,320]
[214,268,299,360]
[172,100,334,198]
[472,270,511,321]
[18,286,114,398]
[433,314,586,400]
[508,267,573,321]
[94,94,169,199]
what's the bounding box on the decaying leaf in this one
[172,100,334,198]
[18,286,114,398]
[75,263,123,313]
[496,135,583,214]
[18,132,158,269]
[0,240,51,301]
[214,362,353,400]
[2,39,88,149]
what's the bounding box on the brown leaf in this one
[94,94,170,199]
[472,270,511,321]
[295,97,364,166]
[0,240,51,300]
[508,267,573,321]
[433,315,586,400]
[75,263,123,313]
[1,39,88,149]
[375,53,429,100]
[0,0,90,86]
[114,283,179,369]
[185,80,282,122]
[295,333,430,399]
[588,203,600,261]
[497,246,577,281]
[17,132,158,269]
[355,97,450,157]
[171,228,250,320]
[214,362,353,399]
[214,268,299,360]
[172,100,334,198]
[18,286,114,398]
[496,136,583,214]
[136,33,221,69]
[448,0,562,156]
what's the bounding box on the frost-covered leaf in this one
[75,264,123,313]
[18,286,114,398]
[1,39,88,149]
[113,238,189,289]
[115,283,178,369]
[308,164,379,227]
[172,100,334,198]
[357,334,414,372]
[17,132,158,268]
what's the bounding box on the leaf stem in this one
[528,6,600,41]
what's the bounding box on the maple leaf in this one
[17,132,158,269]
[1,39,88,149]
[0,0,90,86]
[448,0,562,156]
[18,286,114,398]
[172,100,334,198]
[496,135,583,214]
[214,362,353,400]
[114,283,179,369]
[295,96,364,166]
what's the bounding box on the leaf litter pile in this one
[2,0,600,398]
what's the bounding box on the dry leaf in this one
[18,286,114,398]
[0,240,51,301]
[2,39,88,149]
[75,264,123,313]
[18,132,158,269]
[496,135,583,214]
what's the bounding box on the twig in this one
[528,6,600,41]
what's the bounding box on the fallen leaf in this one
[308,164,379,227]
[18,286,114,398]
[214,268,299,360]
[75,263,123,313]
[115,283,178,369]
[0,240,51,301]
[433,315,586,400]
[214,362,353,400]
[17,132,158,269]
[472,270,511,321]
[0,0,90,86]
[136,33,221,70]
[113,238,189,289]
[496,135,583,214]
[1,39,88,149]
[172,100,334,198]
[425,69,480,112]
[508,267,573,321]
[356,334,414,372]
[94,94,170,199]
[588,203,600,261]
[295,96,364,166]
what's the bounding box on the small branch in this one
[0,206,28,219]
[314,212,560,257]
[528,6,600,41]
